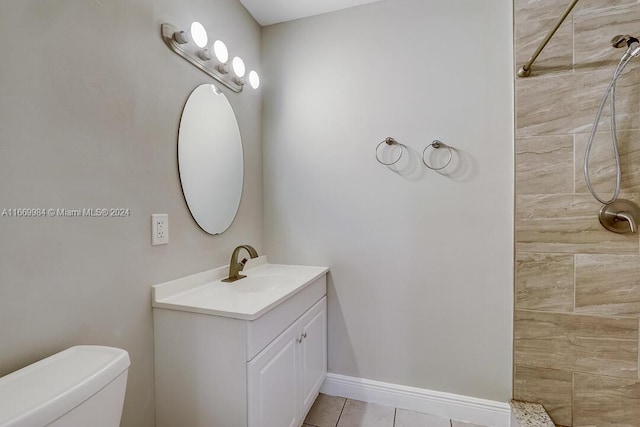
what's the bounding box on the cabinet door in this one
[298,297,327,417]
[247,321,300,427]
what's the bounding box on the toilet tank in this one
[0,346,130,427]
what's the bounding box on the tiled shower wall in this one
[514,1,640,425]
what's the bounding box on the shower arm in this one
[517,0,579,78]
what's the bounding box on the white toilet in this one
[0,345,130,427]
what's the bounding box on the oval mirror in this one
[178,84,243,235]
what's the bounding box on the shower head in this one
[611,35,639,48]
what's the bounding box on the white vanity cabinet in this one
[248,297,326,427]
[152,261,328,427]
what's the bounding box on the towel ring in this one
[376,137,404,166]
[422,140,452,170]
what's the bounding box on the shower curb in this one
[510,400,555,427]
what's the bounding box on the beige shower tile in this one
[515,253,574,311]
[394,409,450,427]
[514,0,638,77]
[575,130,640,195]
[516,194,639,253]
[574,373,640,426]
[336,400,394,427]
[514,310,638,378]
[515,0,565,23]
[590,66,640,133]
[515,67,640,137]
[574,4,640,71]
[513,366,572,426]
[515,16,573,77]
[513,0,576,24]
[515,72,596,137]
[304,393,346,427]
[515,0,638,23]
[576,0,640,14]
[575,254,640,316]
[516,136,574,195]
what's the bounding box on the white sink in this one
[152,256,328,320]
[233,274,295,293]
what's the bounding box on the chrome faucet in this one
[222,244,259,282]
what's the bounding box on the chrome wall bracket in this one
[161,23,243,93]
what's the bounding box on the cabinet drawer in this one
[247,275,326,361]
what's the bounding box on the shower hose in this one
[583,52,636,204]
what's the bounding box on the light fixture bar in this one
[161,23,243,93]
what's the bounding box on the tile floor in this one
[303,394,487,427]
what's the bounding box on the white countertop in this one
[152,256,329,320]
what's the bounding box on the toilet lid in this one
[0,346,129,427]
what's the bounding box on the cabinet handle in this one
[296,333,307,344]
[302,332,307,339]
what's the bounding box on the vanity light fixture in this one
[161,22,260,93]
[232,57,246,77]
[190,22,208,48]
[231,56,246,85]
[190,22,211,61]
[248,70,260,89]
[213,40,230,73]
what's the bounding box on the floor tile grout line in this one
[334,397,347,427]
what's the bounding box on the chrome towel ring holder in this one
[375,137,404,166]
[422,140,452,171]
[376,137,454,171]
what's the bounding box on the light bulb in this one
[249,71,260,89]
[190,22,208,48]
[213,40,229,63]
[232,56,245,78]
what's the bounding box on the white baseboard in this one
[320,373,511,427]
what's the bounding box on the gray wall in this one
[0,0,261,426]
[262,0,514,401]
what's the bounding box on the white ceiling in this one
[238,0,384,26]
